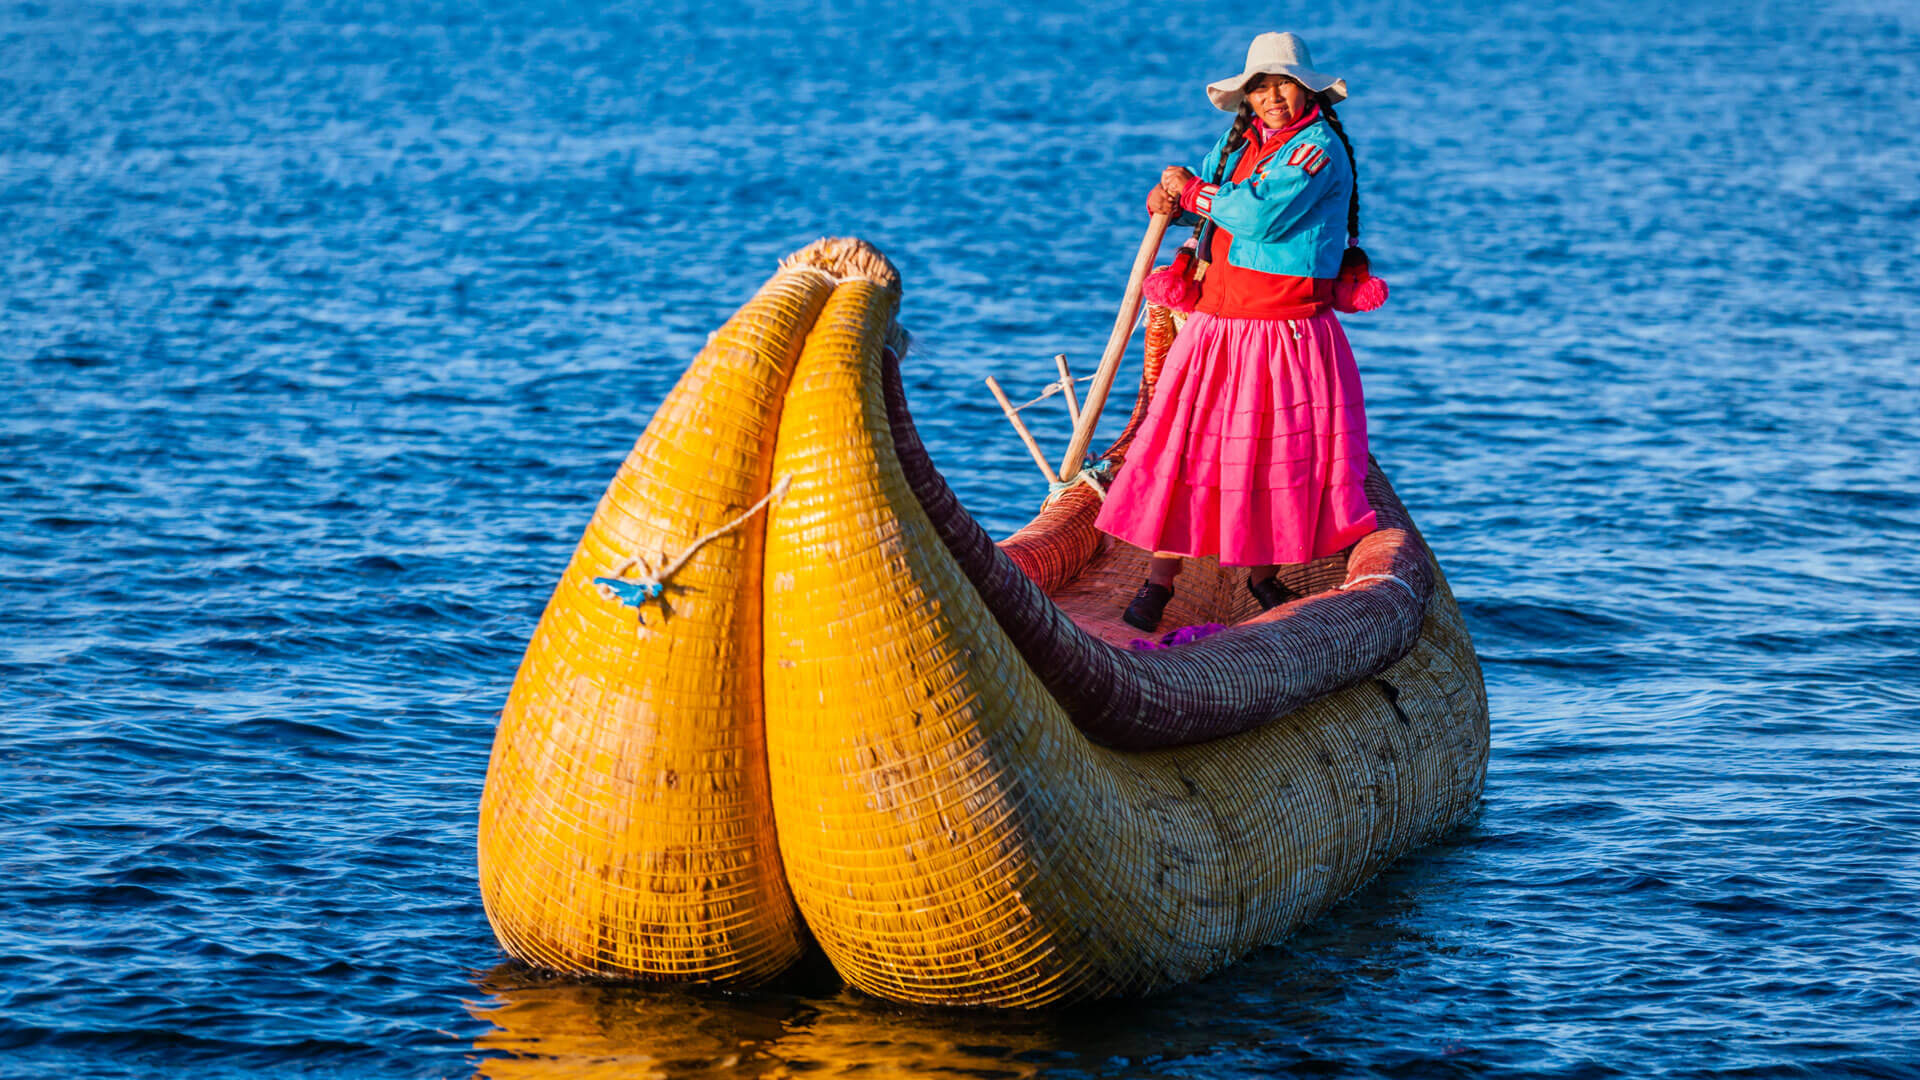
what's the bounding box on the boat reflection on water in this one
[465,861,1459,1078]
[468,965,793,1079]
[467,963,1069,1079]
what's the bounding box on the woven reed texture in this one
[475,266,836,984]
[762,278,1489,1007]
[995,305,1174,592]
[890,347,1438,750]
[1023,303,1349,642]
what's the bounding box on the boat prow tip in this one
[478,259,852,985]
[779,236,902,293]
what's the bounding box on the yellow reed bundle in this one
[475,264,834,984]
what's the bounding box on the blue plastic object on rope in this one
[592,576,665,607]
[1048,459,1108,497]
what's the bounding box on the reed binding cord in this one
[1339,571,1421,604]
[593,474,793,621]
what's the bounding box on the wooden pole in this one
[985,376,1062,484]
[1053,353,1080,427]
[1058,211,1173,479]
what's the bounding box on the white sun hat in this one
[1206,32,1349,112]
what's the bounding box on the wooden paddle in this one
[1057,210,1175,480]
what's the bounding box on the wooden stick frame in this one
[985,376,1063,484]
[1053,353,1081,427]
[1058,212,1173,479]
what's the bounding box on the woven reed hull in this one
[762,276,1488,1008]
[478,240,1489,1006]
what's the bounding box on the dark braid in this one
[1211,103,1256,185]
[1192,104,1256,251]
[1318,96,1361,241]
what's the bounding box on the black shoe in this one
[1122,582,1175,631]
[1247,574,1300,611]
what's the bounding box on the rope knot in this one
[593,474,792,625]
[1045,460,1111,505]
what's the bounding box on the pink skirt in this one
[1094,309,1377,566]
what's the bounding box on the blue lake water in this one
[5,0,1919,1076]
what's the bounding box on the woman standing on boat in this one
[1095,31,1384,631]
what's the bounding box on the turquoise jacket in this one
[1177,115,1352,282]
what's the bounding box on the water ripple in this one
[4,0,1919,1077]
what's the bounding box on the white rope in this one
[1011,373,1098,414]
[1045,465,1108,504]
[1339,571,1419,604]
[594,475,793,617]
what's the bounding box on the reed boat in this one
[477,237,1488,1008]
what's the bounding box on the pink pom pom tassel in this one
[1334,274,1389,313]
[1143,264,1199,311]
[1142,242,1201,312]
[1331,244,1388,314]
